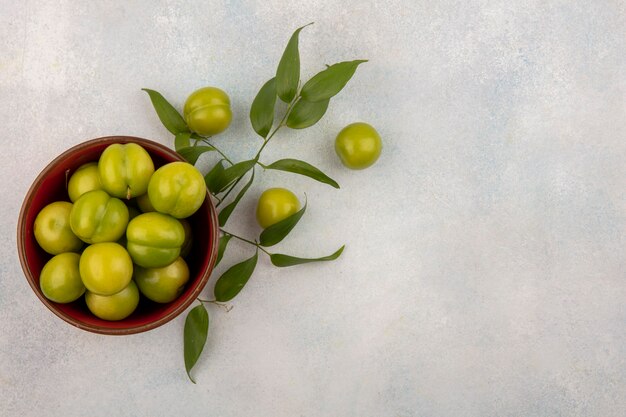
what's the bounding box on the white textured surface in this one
[1,1,625,416]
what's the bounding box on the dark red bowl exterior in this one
[17,136,219,335]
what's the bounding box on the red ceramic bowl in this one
[17,136,219,335]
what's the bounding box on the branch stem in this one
[255,95,299,158]
[201,139,234,165]
[221,230,271,255]
[197,298,233,312]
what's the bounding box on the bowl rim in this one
[17,135,219,335]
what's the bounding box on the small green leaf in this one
[184,304,209,383]
[250,78,277,138]
[175,132,191,151]
[286,98,330,129]
[259,200,307,247]
[300,60,368,102]
[215,234,231,267]
[214,251,258,302]
[142,88,189,134]
[213,159,256,194]
[276,23,312,103]
[204,160,226,194]
[262,158,339,188]
[177,146,215,165]
[218,169,255,227]
[270,245,345,267]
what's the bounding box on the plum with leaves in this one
[142,23,366,383]
[256,188,300,229]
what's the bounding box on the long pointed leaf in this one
[276,23,312,103]
[142,88,189,134]
[175,132,191,151]
[204,160,226,194]
[218,169,255,226]
[300,60,367,102]
[263,158,339,188]
[270,245,345,267]
[213,159,256,194]
[184,304,209,383]
[250,78,277,138]
[259,200,307,247]
[286,98,330,129]
[215,234,231,267]
[177,146,215,165]
[214,251,258,302]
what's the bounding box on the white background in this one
[1,1,625,416]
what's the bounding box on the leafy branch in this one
[143,23,366,383]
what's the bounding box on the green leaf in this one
[300,60,368,102]
[184,304,209,384]
[204,160,226,194]
[286,98,330,129]
[215,234,231,267]
[214,251,258,302]
[142,88,189,134]
[218,169,255,227]
[177,146,215,165]
[259,199,307,247]
[175,132,191,151]
[190,132,205,140]
[262,158,339,188]
[250,78,277,138]
[276,23,312,103]
[213,159,256,194]
[270,245,345,267]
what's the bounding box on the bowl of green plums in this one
[17,136,219,335]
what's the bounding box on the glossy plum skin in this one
[183,87,232,136]
[335,122,382,170]
[256,188,300,229]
